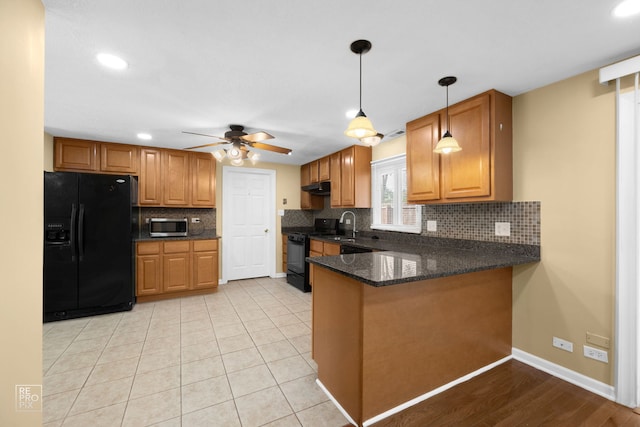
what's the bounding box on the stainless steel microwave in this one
[148,218,188,237]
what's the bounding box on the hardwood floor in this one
[365,360,640,427]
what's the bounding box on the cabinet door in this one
[300,163,323,210]
[192,250,218,290]
[191,152,216,207]
[163,252,190,292]
[162,150,190,206]
[441,93,491,199]
[136,255,162,296]
[330,152,341,207]
[139,148,162,205]
[323,242,340,256]
[100,143,139,174]
[340,147,356,207]
[309,160,320,183]
[318,156,331,182]
[136,242,162,296]
[407,112,441,202]
[54,138,98,171]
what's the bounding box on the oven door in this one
[286,235,308,274]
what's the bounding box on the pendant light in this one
[434,76,462,154]
[344,40,377,139]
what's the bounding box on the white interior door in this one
[222,166,276,282]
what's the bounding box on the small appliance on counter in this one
[286,218,339,292]
[148,218,188,237]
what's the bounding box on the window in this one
[371,154,421,233]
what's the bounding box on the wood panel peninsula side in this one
[308,244,531,426]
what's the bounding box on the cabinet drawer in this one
[137,242,161,255]
[310,239,323,253]
[193,239,218,252]
[164,241,190,253]
[323,242,341,256]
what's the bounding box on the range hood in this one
[302,181,331,195]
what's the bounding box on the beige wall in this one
[214,159,301,274]
[44,132,54,171]
[372,135,406,161]
[512,69,616,384]
[0,0,44,425]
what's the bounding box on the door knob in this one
[264,229,269,233]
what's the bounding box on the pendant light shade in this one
[344,40,378,139]
[434,76,462,154]
[359,132,384,146]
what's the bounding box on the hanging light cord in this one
[359,53,363,112]
[445,84,450,131]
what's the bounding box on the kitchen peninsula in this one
[307,238,539,426]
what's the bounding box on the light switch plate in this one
[427,220,437,232]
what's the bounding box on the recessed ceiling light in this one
[137,133,152,140]
[345,109,359,119]
[613,0,640,17]
[96,53,128,70]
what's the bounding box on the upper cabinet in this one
[308,156,330,184]
[406,90,512,204]
[55,137,139,174]
[54,138,98,172]
[54,137,216,207]
[331,145,371,208]
[300,162,323,210]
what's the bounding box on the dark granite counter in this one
[306,236,539,286]
[134,230,219,241]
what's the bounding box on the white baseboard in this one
[317,356,512,427]
[272,272,287,279]
[512,348,615,401]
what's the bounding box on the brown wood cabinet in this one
[162,150,190,206]
[318,156,331,181]
[190,152,216,207]
[308,239,340,285]
[163,241,191,292]
[282,234,288,273]
[136,242,162,296]
[100,143,139,174]
[136,239,219,302]
[54,138,98,171]
[331,145,372,208]
[139,148,162,205]
[54,137,216,207]
[55,137,139,174]
[300,162,323,210]
[192,239,219,290]
[406,90,512,204]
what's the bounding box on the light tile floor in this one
[42,277,350,427]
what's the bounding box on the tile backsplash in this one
[282,200,540,246]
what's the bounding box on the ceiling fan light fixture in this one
[230,158,244,167]
[435,76,462,154]
[359,132,384,146]
[344,40,377,139]
[212,150,225,161]
[227,144,243,160]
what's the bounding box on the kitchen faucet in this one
[340,211,357,238]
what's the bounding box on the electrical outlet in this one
[584,345,608,363]
[495,222,511,236]
[552,336,573,352]
[191,217,200,223]
[427,220,437,232]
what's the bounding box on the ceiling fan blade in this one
[182,131,228,139]
[185,141,228,149]
[250,141,292,155]
[241,131,274,143]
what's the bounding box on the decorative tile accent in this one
[282,201,540,246]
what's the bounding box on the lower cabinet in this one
[136,239,219,302]
[308,239,340,286]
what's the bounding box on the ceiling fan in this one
[183,125,292,157]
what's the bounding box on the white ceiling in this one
[43,0,640,165]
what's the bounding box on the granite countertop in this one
[134,230,219,241]
[306,236,539,287]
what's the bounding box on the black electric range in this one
[286,218,339,292]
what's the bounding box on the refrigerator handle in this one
[70,203,77,261]
[78,204,85,261]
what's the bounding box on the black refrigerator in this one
[44,171,136,322]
